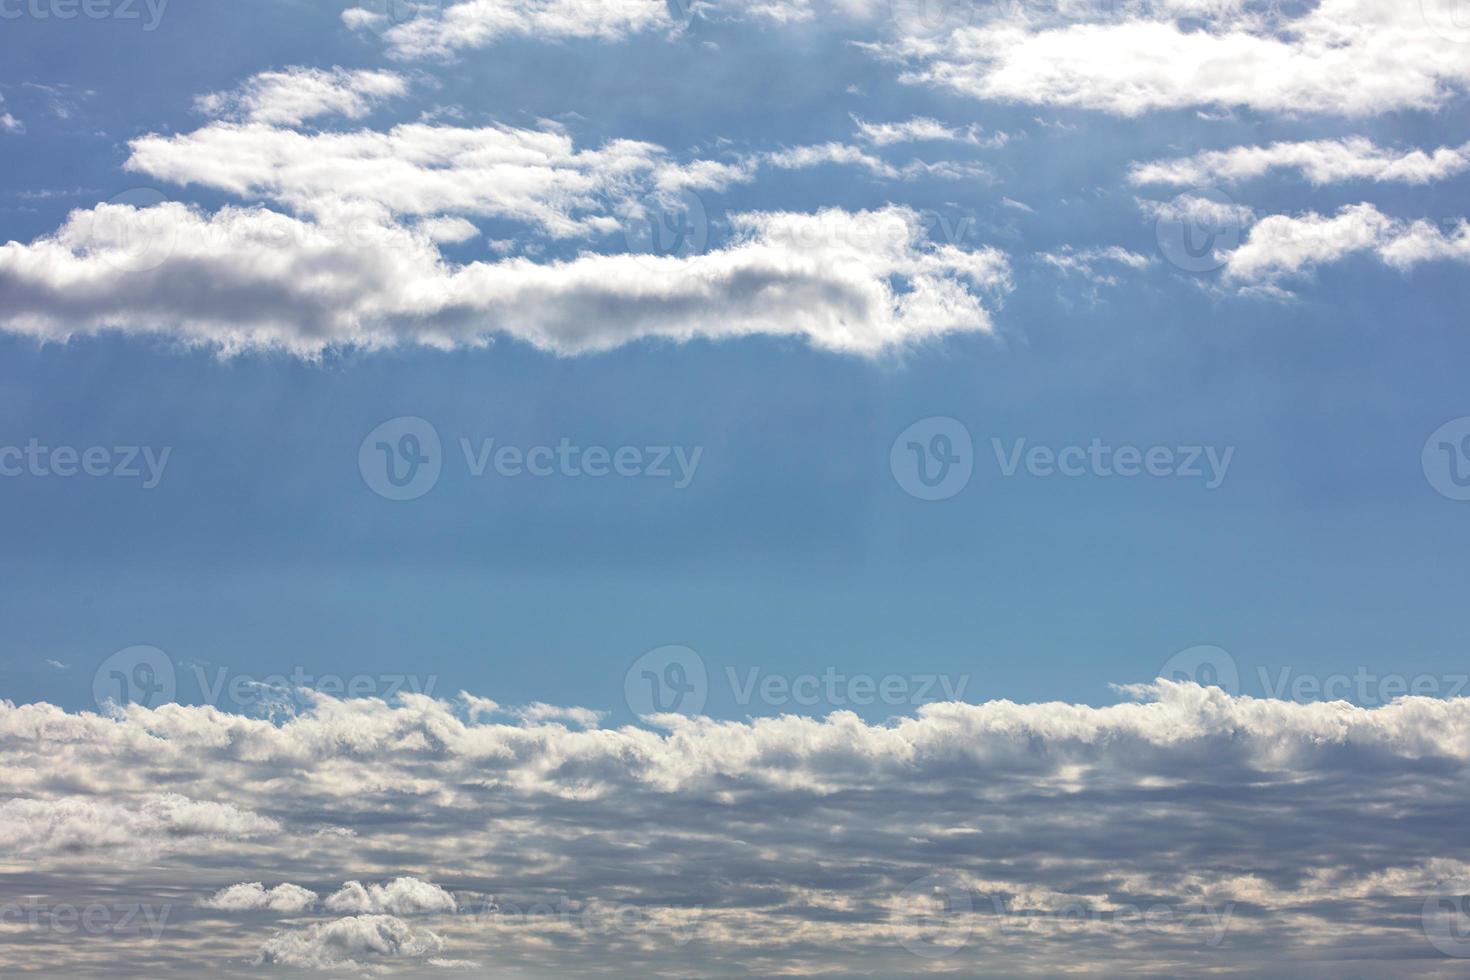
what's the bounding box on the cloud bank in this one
[5,682,1470,974]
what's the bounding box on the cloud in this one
[1136,193,1257,229]
[1130,137,1470,186]
[193,67,410,127]
[202,882,319,913]
[325,878,459,916]
[258,914,444,969]
[851,115,1007,148]
[0,201,1009,357]
[1222,204,1470,286]
[124,120,664,239]
[347,0,673,60]
[883,1,1470,117]
[4,683,1470,973]
[0,794,279,856]
[1038,245,1154,285]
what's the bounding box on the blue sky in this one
[5,0,1470,975]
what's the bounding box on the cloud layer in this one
[5,682,1470,974]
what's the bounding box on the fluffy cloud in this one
[202,882,319,913]
[193,67,410,126]
[325,878,459,916]
[258,914,444,969]
[1130,137,1470,186]
[885,0,1470,116]
[0,201,1009,356]
[1222,204,1470,285]
[125,121,662,238]
[5,683,1470,974]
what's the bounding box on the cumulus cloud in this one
[1130,137,1470,187]
[1222,204,1470,285]
[193,67,410,126]
[0,201,1009,357]
[4,683,1470,973]
[883,0,1470,117]
[324,878,459,916]
[258,914,444,969]
[202,882,319,913]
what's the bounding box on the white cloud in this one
[5,684,1470,973]
[325,878,459,916]
[0,794,279,856]
[1130,137,1470,187]
[1039,245,1154,286]
[202,882,319,913]
[763,141,989,181]
[1137,193,1257,229]
[258,914,444,969]
[124,121,662,239]
[852,115,1006,148]
[1221,204,1470,285]
[884,0,1470,117]
[348,0,673,60]
[0,202,1009,357]
[194,67,410,126]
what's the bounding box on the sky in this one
[3,0,1470,975]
